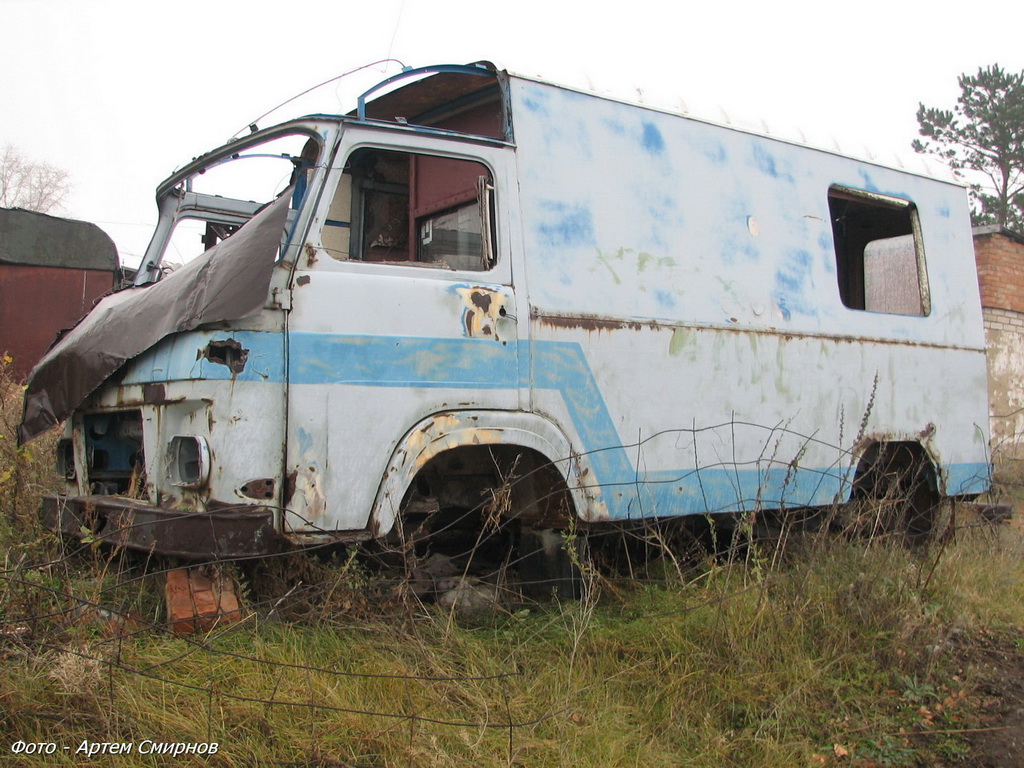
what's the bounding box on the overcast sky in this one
[3,0,1023,266]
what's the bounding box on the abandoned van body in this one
[24,62,991,561]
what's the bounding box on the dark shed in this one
[0,207,118,380]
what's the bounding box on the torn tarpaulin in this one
[19,189,293,443]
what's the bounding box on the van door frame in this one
[282,124,529,535]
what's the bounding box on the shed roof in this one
[972,224,1024,246]
[0,207,118,271]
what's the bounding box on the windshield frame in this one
[135,120,338,286]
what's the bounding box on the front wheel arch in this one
[368,410,601,538]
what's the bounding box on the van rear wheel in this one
[845,442,940,545]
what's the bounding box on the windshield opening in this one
[139,131,321,281]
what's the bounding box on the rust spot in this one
[853,433,897,454]
[199,339,248,374]
[535,312,649,333]
[533,311,978,353]
[143,383,166,405]
[296,275,311,286]
[304,242,318,267]
[470,290,492,312]
[457,286,507,340]
[240,478,276,500]
[283,470,297,505]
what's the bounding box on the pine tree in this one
[913,64,1024,231]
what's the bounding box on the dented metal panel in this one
[505,74,990,515]
[40,495,280,560]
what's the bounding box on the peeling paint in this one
[294,463,327,521]
[304,243,318,267]
[455,286,508,340]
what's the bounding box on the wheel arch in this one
[850,439,941,496]
[368,410,603,537]
[847,438,943,542]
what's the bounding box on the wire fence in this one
[0,364,1011,766]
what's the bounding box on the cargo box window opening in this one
[330,147,494,271]
[828,185,930,317]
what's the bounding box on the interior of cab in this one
[321,148,494,271]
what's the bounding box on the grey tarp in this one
[19,190,293,443]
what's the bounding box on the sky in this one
[3,0,1024,267]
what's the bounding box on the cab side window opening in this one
[829,186,930,317]
[323,148,494,271]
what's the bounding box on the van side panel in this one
[508,77,990,520]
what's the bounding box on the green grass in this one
[4,530,1022,767]
[3,364,1024,767]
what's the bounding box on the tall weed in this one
[1,363,1021,766]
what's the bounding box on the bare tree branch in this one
[0,144,71,213]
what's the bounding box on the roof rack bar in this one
[356,63,493,121]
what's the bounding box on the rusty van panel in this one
[41,494,281,560]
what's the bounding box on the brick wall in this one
[974,227,1024,312]
[984,307,1024,334]
[975,227,1024,461]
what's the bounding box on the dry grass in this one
[2,362,1023,766]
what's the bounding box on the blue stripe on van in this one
[289,333,517,389]
[124,330,990,516]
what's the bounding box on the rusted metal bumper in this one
[964,501,1014,523]
[40,495,283,560]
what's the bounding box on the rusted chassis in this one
[40,495,283,560]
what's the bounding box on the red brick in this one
[975,232,1024,313]
[165,568,242,635]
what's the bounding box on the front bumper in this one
[41,495,282,560]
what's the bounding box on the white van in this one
[24,62,991,571]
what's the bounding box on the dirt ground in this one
[964,631,1024,768]
[962,511,1024,767]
